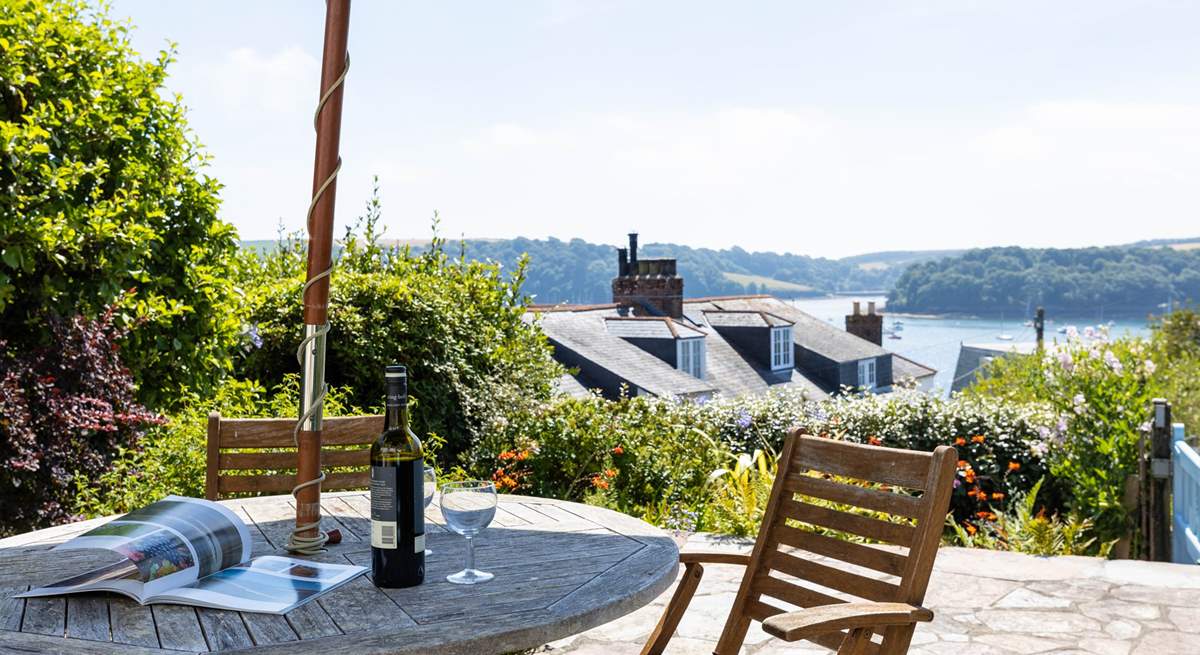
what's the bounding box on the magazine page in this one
[19,495,252,600]
[150,556,368,614]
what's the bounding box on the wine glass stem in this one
[464,534,475,572]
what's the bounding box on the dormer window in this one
[771,326,794,370]
[858,358,877,390]
[677,337,706,379]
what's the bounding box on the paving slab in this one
[541,533,1200,654]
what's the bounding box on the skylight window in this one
[677,338,705,379]
[771,327,793,371]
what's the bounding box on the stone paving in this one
[543,534,1200,654]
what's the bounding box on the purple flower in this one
[242,324,263,350]
[736,410,752,429]
[1104,350,1122,375]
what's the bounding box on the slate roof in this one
[529,295,935,401]
[605,317,706,340]
[532,309,715,398]
[702,310,794,329]
[689,297,889,363]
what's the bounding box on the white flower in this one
[1144,359,1157,376]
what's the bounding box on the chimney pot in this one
[868,301,876,315]
[852,301,861,316]
[628,233,639,266]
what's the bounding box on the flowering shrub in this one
[0,307,161,533]
[794,388,1055,530]
[468,385,1056,539]
[970,328,1161,550]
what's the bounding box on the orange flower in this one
[954,437,967,446]
[612,445,624,456]
[1007,461,1021,472]
[516,449,530,461]
[991,492,1006,501]
[957,459,969,469]
[965,523,978,535]
[498,450,515,461]
[603,468,618,479]
[963,469,976,484]
[971,435,986,444]
[591,475,610,490]
[975,511,997,521]
[868,436,882,446]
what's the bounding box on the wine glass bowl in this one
[440,480,497,584]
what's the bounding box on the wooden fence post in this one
[1148,398,1173,562]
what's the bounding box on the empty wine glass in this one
[422,465,437,555]
[440,480,497,585]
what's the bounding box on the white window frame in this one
[676,337,706,379]
[770,326,794,371]
[858,358,877,390]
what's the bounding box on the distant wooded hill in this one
[241,237,935,304]
[239,236,1200,313]
[887,244,1200,318]
[432,238,931,304]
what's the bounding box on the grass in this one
[722,272,813,293]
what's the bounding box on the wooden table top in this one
[0,491,679,654]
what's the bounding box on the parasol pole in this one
[289,0,351,555]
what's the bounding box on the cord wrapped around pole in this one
[289,0,351,555]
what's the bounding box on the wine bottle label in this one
[370,465,398,549]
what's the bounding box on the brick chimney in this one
[612,233,684,318]
[845,300,883,346]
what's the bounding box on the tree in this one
[0,0,240,407]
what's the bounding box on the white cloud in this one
[358,101,1200,256]
[201,46,318,115]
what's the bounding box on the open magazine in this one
[18,495,367,614]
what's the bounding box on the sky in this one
[111,0,1200,258]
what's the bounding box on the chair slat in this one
[772,524,907,577]
[218,449,371,471]
[784,473,924,519]
[218,471,369,495]
[219,416,383,448]
[752,573,846,608]
[793,435,931,489]
[766,550,901,603]
[743,598,786,622]
[777,498,916,547]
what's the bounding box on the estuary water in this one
[790,296,1153,396]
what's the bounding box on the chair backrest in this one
[715,430,956,655]
[205,412,384,500]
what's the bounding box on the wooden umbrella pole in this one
[290,0,351,555]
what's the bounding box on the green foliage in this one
[237,185,563,463]
[469,385,1057,543]
[947,478,1114,557]
[1148,309,1200,430]
[0,0,241,407]
[968,330,1160,549]
[72,377,361,519]
[793,386,1057,528]
[888,245,1200,316]
[703,448,776,537]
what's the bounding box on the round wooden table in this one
[0,491,678,654]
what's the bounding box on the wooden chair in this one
[205,412,384,500]
[642,430,957,655]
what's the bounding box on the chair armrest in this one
[679,551,751,566]
[761,602,933,642]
